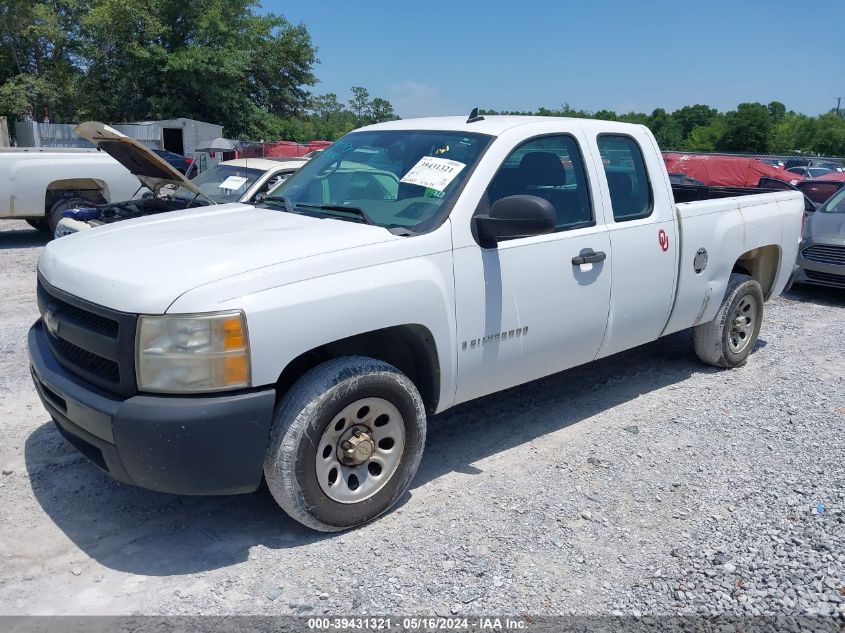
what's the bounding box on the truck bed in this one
[672,183,788,203]
[664,189,805,336]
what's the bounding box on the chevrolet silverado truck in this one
[29,114,804,531]
[0,145,143,234]
[54,123,307,238]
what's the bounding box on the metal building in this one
[128,118,224,156]
[14,117,224,157]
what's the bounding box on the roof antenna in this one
[466,107,485,124]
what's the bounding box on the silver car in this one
[795,187,845,288]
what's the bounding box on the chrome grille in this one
[37,277,138,396]
[802,244,845,266]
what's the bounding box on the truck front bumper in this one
[28,321,276,495]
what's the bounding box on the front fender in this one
[169,240,458,413]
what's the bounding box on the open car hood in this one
[75,121,203,197]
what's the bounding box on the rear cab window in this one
[597,135,653,222]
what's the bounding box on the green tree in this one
[769,112,805,153]
[686,116,726,151]
[348,86,370,123]
[592,109,618,121]
[808,114,845,156]
[617,111,650,126]
[767,101,786,124]
[368,97,396,123]
[716,102,771,153]
[310,93,344,120]
[648,108,683,149]
[672,104,718,139]
[77,0,316,137]
[0,0,87,122]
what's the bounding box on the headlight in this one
[136,311,250,393]
[54,222,77,238]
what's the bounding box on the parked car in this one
[55,123,306,237]
[663,153,801,187]
[794,186,845,288]
[150,148,194,175]
[796,179,845,206]
[808,160,844,172]
[0,146,145,234]
[29,115,803,531]
[786,166,835,179]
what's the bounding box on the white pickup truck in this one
[0,147,143,233]
[29,115,803,532]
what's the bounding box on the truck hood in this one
[75,121,204,198]
[38,203,401,313]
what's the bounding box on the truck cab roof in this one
[360,115,647,137]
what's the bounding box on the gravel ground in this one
[0,219,843,621]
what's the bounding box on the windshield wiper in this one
[295,203,377,226]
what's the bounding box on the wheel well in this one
[45,179,108,211]
[732,245,780,299]
[276,325,441,414]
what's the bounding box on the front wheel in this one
[264,356,427,532]
[47,197,86,236]
[693,273,764,368]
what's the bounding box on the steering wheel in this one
[315,158,341,180]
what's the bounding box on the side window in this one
[597,135,653,222]
[487,135,594,233]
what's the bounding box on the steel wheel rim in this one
[315,397,405,504]
[728,294,757,353]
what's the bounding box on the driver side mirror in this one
[474,195,556,248]
[254,192,268,203]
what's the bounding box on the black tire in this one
[264,356,427,532]
[26,218,50,233]
[693,273,764,368]
[47,197,86,236]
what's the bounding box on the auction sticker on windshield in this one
[400,156,466,192]
[218,176,249,191]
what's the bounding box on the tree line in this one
[0,0,396,142]
[480,102,845,157]
[2,0,842,153]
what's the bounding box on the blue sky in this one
[269,1,844,118]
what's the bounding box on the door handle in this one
[572,250,607,266]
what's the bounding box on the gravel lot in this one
[0,219,843,620]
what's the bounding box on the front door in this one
[453,134,612,405]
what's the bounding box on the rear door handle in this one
[572,250,607,266]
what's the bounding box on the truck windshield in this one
[263,130,493,232]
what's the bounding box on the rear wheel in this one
[26,218,50,233]
[264,356,427,532]
[694,273,764,368]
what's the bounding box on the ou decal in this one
[658,229,669,252]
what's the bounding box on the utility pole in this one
[836,97,842,117]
